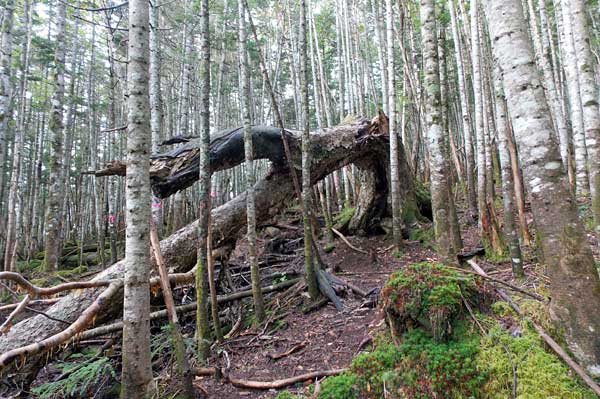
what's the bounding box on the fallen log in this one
[0,116,414,392]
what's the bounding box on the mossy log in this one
[0,116,418,392]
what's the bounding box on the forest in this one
[0,0,599,397]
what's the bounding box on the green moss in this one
[387,325,485,399]
[392,249,403,259]
[55,266,88,279]
[318,373,360,399]
[477,323,596,398]
[382,262,477,341]
[333,207,355,230]
[409,227,435,249]
[319,324,484,399]
[17,259,42,273]
[324,243,336,253]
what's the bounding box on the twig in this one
[227,369,347,389]
[331,228,368,255]
[449,262,547,302]
[0,298,59,313]
[0,295,31,334]
[75,278,301,341]
[0,272,117,297]
[267,341,307,360]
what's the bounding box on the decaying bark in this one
[0,116,417,391]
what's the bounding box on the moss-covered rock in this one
[381,262,479,342]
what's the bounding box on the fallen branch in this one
[267,341,307,361]
[0,281,123,370]
[450,262,547,302]
[74,278,301,341]
[316,269,343,311]
[227,368,347,390]
[0,295,31,334]
[0,272,117,298]
[331,228,368,255]
[465,259,600,397]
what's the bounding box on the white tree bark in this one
[386,0,403,249]
[150,1,164,236]
[420,0,461,259]
[568,0,600,241]
[558,0,589,195]
[0,0,14,204]
[485,0,600,377]
[43,0,67,271]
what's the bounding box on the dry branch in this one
[0,272,117,297]
[227,368,347,389]
[332,228,368,254]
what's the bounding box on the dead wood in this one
[226,368,347,389]
[0,116,413,392]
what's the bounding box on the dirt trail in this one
[199,235,439,398]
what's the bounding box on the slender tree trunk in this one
[568,0,600,246]
[486,0,600,376]
[121,0,153,396]
[43,0,67,271]
[239,0,265,322]
[196,0,211,361]
[386,0,403,251]
[449,0,477,218]
[300,0,318,299]
[150,1,164,237]
[0,0,14,211]
[558,0,588,196]
[493,64,523,277]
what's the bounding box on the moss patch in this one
[333,207,355,230]
[408,226,435,250]
[477,323,595,398]
[382,262,478,341]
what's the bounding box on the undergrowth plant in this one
[31,356,117,399]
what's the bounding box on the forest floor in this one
[195,211,544,398]
[24,199,598,398]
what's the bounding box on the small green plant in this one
[31,356,116,399]
[324,243,336,253]
[275,391,302,399]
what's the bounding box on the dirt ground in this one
[197,232,442,398]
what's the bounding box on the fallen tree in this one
[0,115,420,392]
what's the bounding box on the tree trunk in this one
[485,0,600,376]
[420,0,461,260]
[42,0,67,271]
[239,0,265,321]
[121,0,153,396]
[196,0,211,362]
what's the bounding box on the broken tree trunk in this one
[0,116,415,392]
